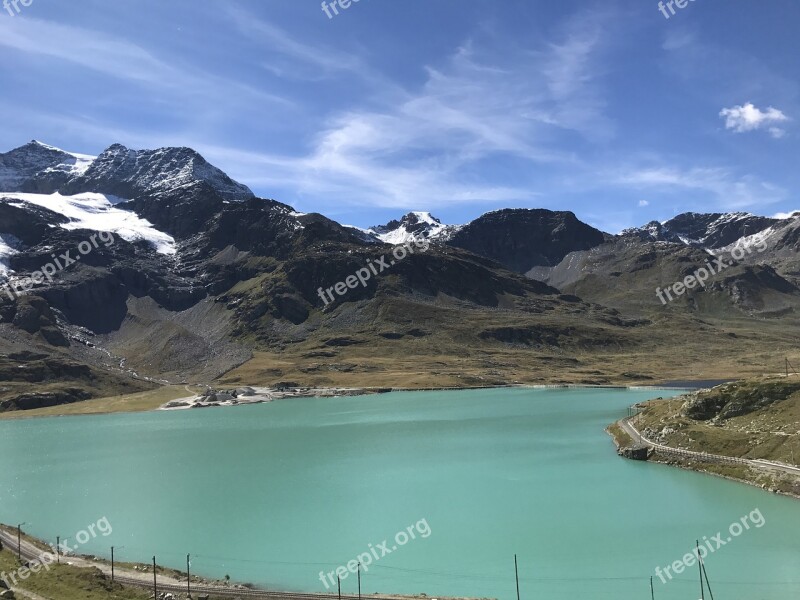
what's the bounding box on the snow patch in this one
[0,192,176,255]
[31,140,96,176]
[367,212,462,244]
[0,233,20,276]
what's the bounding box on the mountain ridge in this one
[1,139,799,412]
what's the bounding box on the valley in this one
[2,4,798,600]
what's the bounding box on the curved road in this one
[619,416,800,477]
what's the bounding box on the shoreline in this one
[607,417,800,502]
[158,383,696,415]
[0,381,698,420]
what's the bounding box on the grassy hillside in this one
[0,547,150,600]
[0,386,198,420]
[636,377,800,465]
[630,377,800,497]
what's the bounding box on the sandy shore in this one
[158,386,393,411]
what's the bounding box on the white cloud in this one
[719,102,789,136]
[638,200,649,207]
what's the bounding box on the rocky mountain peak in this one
[448,208,608,273]
[64,144,254,202]
[0,140,95,193]
[366,211,461,244]
[624,212,780,248]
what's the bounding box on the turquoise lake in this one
[0,387,798,599]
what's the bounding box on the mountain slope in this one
[360,212,462,244]
[624,212,779,248]
[0,140,94,193]
[2,139,800,413]
[62,144,254,202]
[448,208,608,274]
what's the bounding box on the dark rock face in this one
[39,271,129,334]
[123,181,227,239]
[0,352,92,385]
[277,244,558,317]
[683,381,800,421]
[7,295,69,346]
[709,265,799,310]
[0,388,91,411]
[619,446,651,460]
[12,295,56,332]
[0,199,68,246]
[448,209,607,273]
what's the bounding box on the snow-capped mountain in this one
[0,140,573,390]
[0,140,254,203]
[0,140,94,193]
[0,140,260,272]
[350,208,610,275]
[623,212,781,248]
[353,212,462,244]
[62,144,254,202]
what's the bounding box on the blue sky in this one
[0,0,797,232]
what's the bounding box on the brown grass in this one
[0,386,201,420]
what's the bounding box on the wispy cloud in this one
[538,9,614,142]
[204,8,615,211]
[612,166,786,210]
[0,16,289,107]
[224,5,368,81]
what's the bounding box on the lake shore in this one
[0,380,698,420]
[606,398,800,500]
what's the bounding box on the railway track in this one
[0,530,427,600]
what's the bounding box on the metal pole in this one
[701,557,715,600]
[111,547,114,582]
[17,524,21,561]
[56,536,60,564]
[650,575,654,600]
[514,554,520,600]
[338,576,341,600]
[187,554,191,597]
[358,562,361,600]
[696,541,705,600]
[153,556,157,599]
